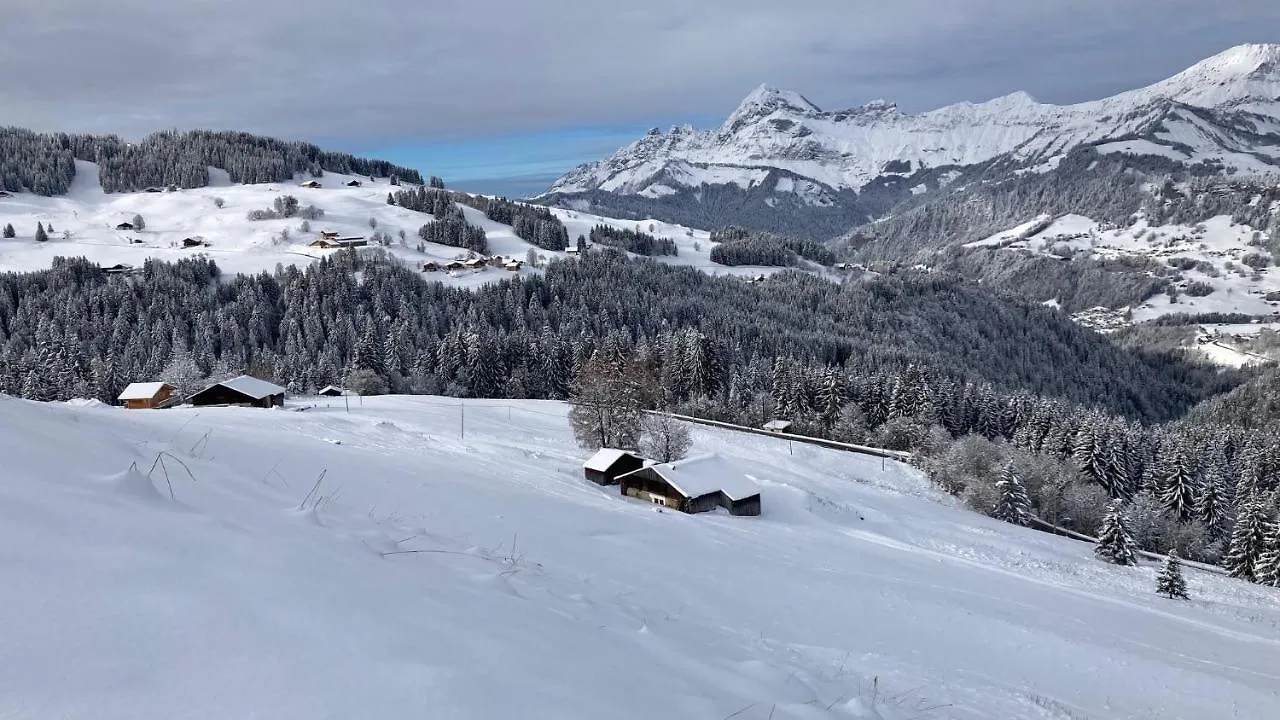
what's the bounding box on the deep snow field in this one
[0,162,782,284]
[2,394,1279,720]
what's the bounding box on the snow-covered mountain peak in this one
[726,84,821,123]
[544,45,1280,208]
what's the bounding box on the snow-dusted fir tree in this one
[1095,500,1138,566]
[1225,493,1269,581]
[34,222,47,242]
[132,213,145,230]
[1157,444,1200,521]
[1254,522,1280,587]
[1155,551,1188,599]
[993,461,1033,526]
[2,223,14,238]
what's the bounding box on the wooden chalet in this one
[299,180,323,189]
[345,179,362,187]
[320,231,340,239]
[189,375,286,408]
[463,258,486,270]
[504,260,523,271]
[616,454,761,516]
[564,246,581,255]
[117,382,178,410]
[582,448,646,486]
[445,260,466,271]
[422,261,440,272]
[762,419,792,433]
[182,237,205,248]
[317,385,350,397]
[309,237,368,249]
[115,222,135,231]
[102,263,135,275]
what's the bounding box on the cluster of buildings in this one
[117,375,287,410]
[422,255,524,273]
[582,448,762,517]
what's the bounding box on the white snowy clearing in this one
[0,162,783,282]
[4,394,1280,720]
[971,213,1280,322]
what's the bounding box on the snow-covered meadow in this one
[0,163,783,282]
[3,394,1279,720]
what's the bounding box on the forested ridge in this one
[0,127,423,195]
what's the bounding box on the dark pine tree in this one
[993,462,1033,526]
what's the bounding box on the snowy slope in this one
[970,212,1280,323]
[0,163,783,281]
[547,44,1280,199]
[4,394,1280,720]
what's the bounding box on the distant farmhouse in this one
[582,448,646,486]
[317,385,351,397]
[189,375,286,408]
[115,222,135,231]
[617,454,762,516]
[762,419,792,433]
[299,180,322,189]
[117,382,177,410]
[308,237,367,249]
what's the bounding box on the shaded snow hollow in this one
[1,394,1278,719]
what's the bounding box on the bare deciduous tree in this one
[639,413,691,462]
[568,354,647,450]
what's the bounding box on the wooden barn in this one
[317,385,349,397]
[103,263,135,275]
[115,222,135,231]
[182,237,205,248]
[582,448,646,486]
[117,382,178,410]
[345,179,362,187]
[762,419,792,433]
[422,261,440,272]
[188,375,286,408]
[616,454,761,516]
[299,180,323,188]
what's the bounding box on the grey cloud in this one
[1,0,1277,142]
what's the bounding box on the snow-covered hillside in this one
[0,162,784,281]
[546,44,1280,200]
[971,212,1280,320]
[5,394,1280,719]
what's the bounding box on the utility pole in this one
[460,400,465,439]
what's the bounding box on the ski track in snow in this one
[3,394,1280,720]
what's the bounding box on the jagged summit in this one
[545,44,1280,205]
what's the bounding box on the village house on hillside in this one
[617,454,762,516]
[117,382,177,410]
[189,375,286,408]
[582,448,647,486]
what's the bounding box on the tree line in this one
[0,127,423,196]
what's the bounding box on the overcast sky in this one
[4,1,1278,194]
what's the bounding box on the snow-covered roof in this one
[583,448,638,473]
[763,420,792,431]
[627,454,761,501]
[317,385,351,396]
[117,382,172,401]
[211,375,286,400]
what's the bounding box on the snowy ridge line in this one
[1027,517,1229,576]
[646,410,913,461]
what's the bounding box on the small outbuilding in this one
[617,454,761,516]
[422,261,440,272]
[188,375,286,408]
[583,448,647,486]
[504,260,522,272]
[762,419,793,433]
[299,180,323,189]
[182,237,205,248]
[103,263,135,275]
[346,179,362,187]
[115,222,135,231]
[117,382,178,410]
[317,385,350,397]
